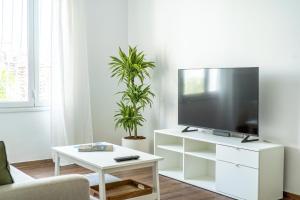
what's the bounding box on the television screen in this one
[178,67,259,135]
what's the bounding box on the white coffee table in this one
[52,143,163,200]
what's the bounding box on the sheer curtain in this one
[50,0,93,148]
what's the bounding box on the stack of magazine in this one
[77,142,113,152]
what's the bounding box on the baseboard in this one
[284,192,300,200]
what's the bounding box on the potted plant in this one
[109,46,156,152]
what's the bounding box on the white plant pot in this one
[122,137,149,153]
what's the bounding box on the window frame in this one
[0,0,49,110]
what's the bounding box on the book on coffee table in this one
[77,143,113,152]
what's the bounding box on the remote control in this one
[114,155,140,162]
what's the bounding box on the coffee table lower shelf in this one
[90,179,154,200]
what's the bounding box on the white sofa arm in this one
[0,174,90,200]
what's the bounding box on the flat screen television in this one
[178,67,259,136]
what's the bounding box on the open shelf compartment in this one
[184,138,216,161]
[155,133,183,153]
[184,154,216,191]
[156,148,183,180]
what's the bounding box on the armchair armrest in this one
[0,174,90,200]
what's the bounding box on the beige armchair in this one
[0,166,93,200]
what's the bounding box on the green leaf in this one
[109,46,156,136]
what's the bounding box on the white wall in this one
[128,0,300,195]
[85,0,129,144]
[0,111,51,163]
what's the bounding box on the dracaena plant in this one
[110,46,155,138]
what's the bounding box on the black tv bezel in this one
[178,67,259,136]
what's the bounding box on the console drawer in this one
[216,145,259,168]
[216,160,259,200]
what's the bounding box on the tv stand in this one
[181,126,198,133]
[241,135,259,143]
[154,129,284,200]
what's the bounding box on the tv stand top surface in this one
[154,129,282,152]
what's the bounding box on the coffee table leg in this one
[153,162,160,200]
[54,153,60,176]
[99,170,106,200]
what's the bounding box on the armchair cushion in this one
[0,141,14,186]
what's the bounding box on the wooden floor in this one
[13,160,232,200]
[13,160,291,200]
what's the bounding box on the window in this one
[0,0,51,108]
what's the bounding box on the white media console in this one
[154,129,284,200]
